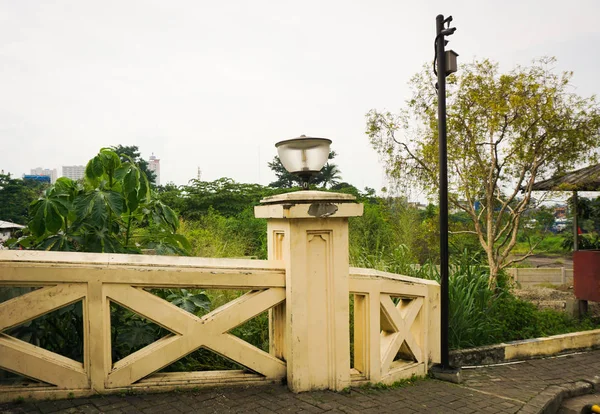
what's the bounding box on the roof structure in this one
[531,164,600,192]
[0,220,25,230]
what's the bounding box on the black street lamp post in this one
[432,14,461,381]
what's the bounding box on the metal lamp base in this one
[429,364,462,384]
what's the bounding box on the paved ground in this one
[558,391,600,413]
[1,351,599,414]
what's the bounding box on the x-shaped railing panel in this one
[380,294,423,374]
[105,285,286,388]
[0,284,88,388]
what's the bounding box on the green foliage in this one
[110,288,212,361]
[367,57,600,286]
[562,232,600,251]
[5,150,190,367]
[355,245,599,349]
[0,173,47,225]
[155,182,186,213]
[349,198,476,268]
[180,208,267,259]
[514,234,565,255]
[446,253,505,348]
[560,195,600,251]
[356,374,423,393]
[177,178,276,220]
[111,145,156,186]
[14,148,187,255]
[164,289,211,314]
[350,200,424,267]
[492,296,595,341]
[6,300,84,362]
[113,289,269,371]
[268,156,303,188]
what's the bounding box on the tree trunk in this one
[488,267,499,291]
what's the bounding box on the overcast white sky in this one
[1,0,599,196]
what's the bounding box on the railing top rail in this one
[349,266,439,287]
[0,251,285,288]
[0,250,284,272]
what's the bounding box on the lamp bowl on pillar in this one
[275,135,331,189]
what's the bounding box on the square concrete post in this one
[255,191,363,392]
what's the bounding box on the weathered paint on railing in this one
[0,250,287,402]
[349,267,440,385]
[1,191,442,400]
[0,251,440,401]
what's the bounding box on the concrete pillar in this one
[255,191,363,392]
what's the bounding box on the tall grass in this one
[353,245,599,349]
[423,251,506,348]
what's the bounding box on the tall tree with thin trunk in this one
[367,57,600,288]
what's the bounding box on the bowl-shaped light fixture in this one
[275,135,332,189]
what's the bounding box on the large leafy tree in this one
[268,151,342,188]
[17,148,188,254]
[0,173,47,224]
[367,57,600,288]
[180,178,275,219]
[111,145,156,186]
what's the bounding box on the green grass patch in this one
[512,234,566,256]
[355,374,425,393]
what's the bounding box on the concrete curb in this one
[450,329,600,367]
[517,376,600,414]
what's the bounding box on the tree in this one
[0,173,47,224]
[315,163,342,188]
[155,182,185,213]
[111,145,156,186]
[16,148,188,255]
[268,151,342,188]
[367,57,600,288]
[267,157,303,188]
[180,178,275,219]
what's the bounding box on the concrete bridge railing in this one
[0,191,440,401]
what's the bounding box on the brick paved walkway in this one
[2,350,599,414]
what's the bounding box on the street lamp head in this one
[275,135,332,189]
[441,27,456,36]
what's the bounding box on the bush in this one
[491,296,596,342]
[357,246,600,349]
[180,208,266,259]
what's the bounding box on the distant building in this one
[23,175,51,183]
[30,167,57,183]
[407,202,427,210]
[0,220,25,246]
[554,205,567,219]
[148,154,160,186]
[62,165,85,181]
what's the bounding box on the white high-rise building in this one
[30,167,58,183]
[148,154,160,186]
[62,165,86,181]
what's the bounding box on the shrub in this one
[491,296,596,342]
